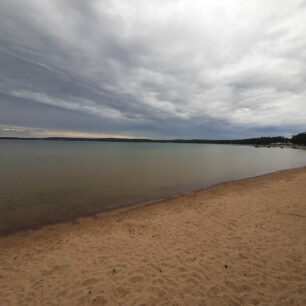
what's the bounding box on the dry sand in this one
[0,167,306,306]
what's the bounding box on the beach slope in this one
[0,167,306,305]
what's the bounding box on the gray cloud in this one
[0,0,305,138]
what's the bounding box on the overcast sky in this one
[0,0,305,139]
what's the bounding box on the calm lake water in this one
[0,140,306,235]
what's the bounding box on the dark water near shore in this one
[0,140,306,235]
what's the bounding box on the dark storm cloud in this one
[0,0,305,138]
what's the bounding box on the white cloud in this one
[10,90,127,120]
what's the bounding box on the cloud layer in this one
[0,0,305,138]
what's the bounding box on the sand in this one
[0,167,306,306]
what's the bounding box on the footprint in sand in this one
[210,285,221,295]
[114,286,129,298]
[238,253,248,260]
[82,278,98,287]
[92,295,108,305]
[130,275,145,283]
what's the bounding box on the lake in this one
[0,140,305,235]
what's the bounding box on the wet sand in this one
[0,167,306,305]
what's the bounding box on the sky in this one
[0,0,305,139]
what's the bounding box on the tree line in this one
[291,132,306,145]
[1,132,305,145]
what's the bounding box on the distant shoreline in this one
[1,136,305,148]
[1,136,306,151]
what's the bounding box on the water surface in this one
[0,140,305,235]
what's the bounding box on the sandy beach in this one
[0,167,305,306]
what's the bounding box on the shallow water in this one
[0,140,305,234]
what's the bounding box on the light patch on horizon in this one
[0,0,305,139]
[0,125,134,139]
